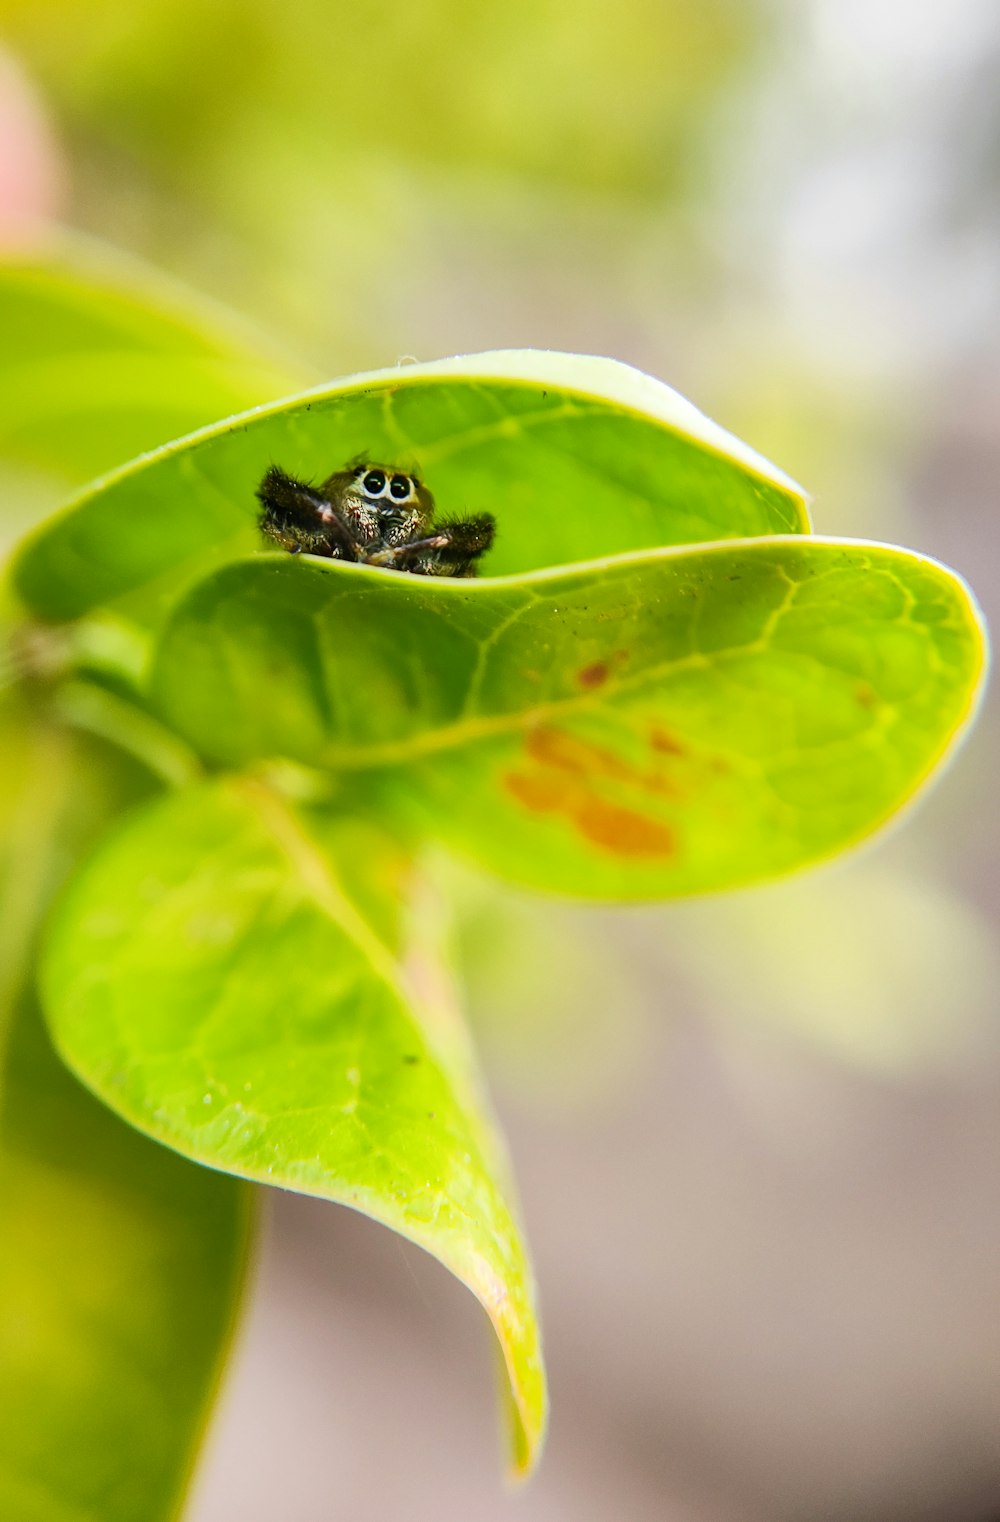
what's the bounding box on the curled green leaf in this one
[10,350,809,624]
[40,778,547,1472]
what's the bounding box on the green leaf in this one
[40,777,547,1473]
[148,538,986,898]
[0,243,309,491]
[10,350,809,625]
[0,710,250,1522]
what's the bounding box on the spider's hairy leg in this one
[256,465,357,559]
[366,532,450,567]
[372,513,496,576]
[425,513,496,576]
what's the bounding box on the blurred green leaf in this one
[0,998,250,1522]
[9,350,808,626]
[0,707,249,1522]
[150,539,986,899]
[0,244,309,490]
[40,777,546,1472]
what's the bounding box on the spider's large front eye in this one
[389,474,412,501]
[362,469,387,496]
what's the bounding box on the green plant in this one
[0,247,987,1519]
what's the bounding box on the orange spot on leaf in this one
[573,797,676,857]
[503,724,679,860]
[526,725,681,798]
[504,770,565,814]
[526,725,623,779]
[503,767,675,858]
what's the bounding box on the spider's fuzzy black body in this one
[256,461,495,577]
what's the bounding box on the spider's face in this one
[324,461,435,543]
[352,464,421,507]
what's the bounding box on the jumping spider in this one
[256,460,495,577]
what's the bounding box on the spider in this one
[256,460,495,577]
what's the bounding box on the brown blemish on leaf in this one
[576,649,628,690]
[578,661,610,689]
[649,725,686,756]
[503,724,679,859]
[855,682,879,709]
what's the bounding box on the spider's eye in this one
[389,474,412,500]
[362,469,386,496]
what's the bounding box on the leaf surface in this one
[41,777,546,1472]
[149,538,987,898]
[11,350,809,624]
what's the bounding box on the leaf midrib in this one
[312,644,720,770]
[232,777,404,990]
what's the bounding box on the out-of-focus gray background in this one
[1,1,998,1517]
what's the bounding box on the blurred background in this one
[1,1,999,1518]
